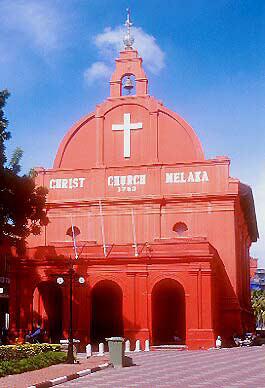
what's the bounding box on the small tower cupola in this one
[109,9,148,98]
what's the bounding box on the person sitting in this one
[31,325,42,343]
[25,325,42,343]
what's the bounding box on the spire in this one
[109,9,148,98]
[123,8,134,50]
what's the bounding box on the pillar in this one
[123,272,136,342]
[9,268,20,340]
[186,266,215,350]
[74,282,90,350]
[134,272,150,342]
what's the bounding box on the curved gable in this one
[158,106,204,163]
[53,96,204,169]
[53,112,95,169]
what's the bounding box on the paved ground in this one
[60,346,265,388]
[0,355,109,388]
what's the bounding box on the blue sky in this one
[0,0,264,264]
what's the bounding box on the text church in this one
[10,12,258,350]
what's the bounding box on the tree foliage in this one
[0,89,11,167]
[0,90,48,252]
[251,289,265,329]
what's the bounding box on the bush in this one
[0,343,61,362]
[0,351,66,377]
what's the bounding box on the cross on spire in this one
[123,8,134,50]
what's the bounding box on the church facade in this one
[9,18,258,350]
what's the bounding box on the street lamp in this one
[56,255,85,364]
[56,277,64,285]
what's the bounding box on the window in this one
[173,222,188,236]
[66,226,80,239]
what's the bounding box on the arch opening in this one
[91,280,124,343]
[152,278,186,345]
[33,281,63,343]
[121,74,136,96]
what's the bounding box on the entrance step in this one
[151,345,187,351]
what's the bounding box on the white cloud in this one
[0,0,63,55]
[250,165,265,267]
[95,26,165,74]
[84,62,112,85]
[94,27,123,55]
[84,25,165,85]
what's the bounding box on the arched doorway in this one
[91,280,124,343]
[152,278,186,345]
[33,281,63,343]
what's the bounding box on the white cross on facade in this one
[112,113,142,158]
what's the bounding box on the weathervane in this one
[123,8,134,50]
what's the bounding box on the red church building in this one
[9,14,258,350]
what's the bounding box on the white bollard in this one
[216,336,222,349]
[144,339,150,352]
[125,339,130,352]
[86,344,92,358]
[98,342,104,356]
[134,339,141,352]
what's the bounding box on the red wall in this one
[12,48,256,349]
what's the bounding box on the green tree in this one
[0,89,48,252]
[0,89,11,167]
[251,290,265,329]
